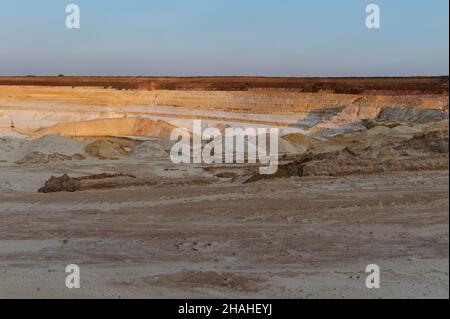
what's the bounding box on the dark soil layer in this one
[0,76,447,95]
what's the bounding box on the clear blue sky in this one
[0,0,448,76]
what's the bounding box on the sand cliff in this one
[0,84,447,136]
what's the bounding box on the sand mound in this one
[1,135,88,163]
[309,143,347,156]
[34,117,177,138]
[367,126,393,136]
[26,135,88,156]
[132,141,168,160]
[245,126,449,183]
[377,107,449,124]
[0,129,29,139]
[218,135,305,158]
[278,138,307,156]
[85,140,129,159]
[390,125,423,136]
[301,154,449,177]
[133,118,178,137]
[415,119,449,134]
[281,133,320,147]
[313,122,447,160]
[396,130,449,155]
[246,151,448,183]
[0,181,13,193]
[366,125,422,141]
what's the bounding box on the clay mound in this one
[38,173,136,193]
[0,137,27,162]
[132,141,168,160]
[38,174,81,193]
[37,173,216,193]
[85,140,129,159]
[34,118,177,138]
[15,152,85,165]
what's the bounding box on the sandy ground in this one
[0,83,448,299]
[0,167,448,299]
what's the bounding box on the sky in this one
[0,0,448,76]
